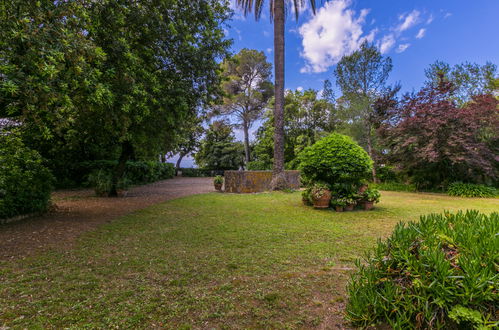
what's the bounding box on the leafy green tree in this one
[169,116,205,172]
[235,0,320,189]
[425,61,497,105]
[194,121,244,170]
[0,0,109,166]
[85,0,231,194]
[217,49,273,164]
[334,41,393,181]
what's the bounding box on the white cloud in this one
[299,0,374,73]
[296,86,304,92]
[266,48,273,54]
[396,10,420,32]
[396,43,411,53]
[415,28,426,39]
[263,30,270,37]
[426,14,434,24]
[379,34,396,54]
[444,12,452,19]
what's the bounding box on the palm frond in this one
[235,0,322,21]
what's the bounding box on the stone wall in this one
[224,170,300,193]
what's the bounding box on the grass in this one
[1,191,497,328]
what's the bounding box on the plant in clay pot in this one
[344,194,358,211]
[310,183,331,209]
[214,175,224,191]
[332,197,347,212]
[362,188,380,210]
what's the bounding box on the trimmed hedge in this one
[298,133,373,191]
[347,210,498,329]
[55,160,175,188]
[0,134,54,220]
[179,168,222,177]
[447,182,497,198]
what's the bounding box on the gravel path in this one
[0,177,214,260]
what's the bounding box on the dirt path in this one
[0,177,214,260]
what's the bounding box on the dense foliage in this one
[0,0,231,193]
[56,161,174,188]
[347,210,498,329]
[447,182,497,198]
[380,81,499,190]
[0,134,53,219]
[298,133,373,189]
[252,88,336,169]
[194,121,244,170]
[334,41,394,180]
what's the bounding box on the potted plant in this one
[310,183,332,209]
[214,175,224,191]
[332,197,347,212]
[302,187,313,206]
[362,188,381,210]
[344,194,358,211]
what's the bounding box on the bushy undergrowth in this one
[447,182,497,198]
[179,168,219,177]
[371,182,417,192]
[55,160,174,187]
[0,134,54,219]
[347,210,498,329]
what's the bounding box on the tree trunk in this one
[175,153,185,176]
[109,141,134,197]
[270,0,287,190]
[243,121,250,164]
[366,124,377,183]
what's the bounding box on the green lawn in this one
[1,191,497,328]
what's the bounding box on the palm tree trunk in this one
[271,0,287,190]
[243,121,251,164]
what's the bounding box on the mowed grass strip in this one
[1,191,497,328]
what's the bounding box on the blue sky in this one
[175,0,499,168]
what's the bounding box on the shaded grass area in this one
[1,191,497,328]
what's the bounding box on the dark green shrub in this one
[298,133,373,193]
[376,165,399,183]
[56,161,174,188]
[347,210,498,329]
[247,160,271,170]
[179,168,217,177]
[371,182,417,192]
[447,182,497,198]
[0,134,54,219]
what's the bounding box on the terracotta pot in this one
[214,183,223,191]
[345,204,354,211]
[312,190,332,209]
[364,201,374,210]
[335,206,344,212]
[358,184,368,194]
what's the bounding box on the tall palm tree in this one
[236,0,319,189]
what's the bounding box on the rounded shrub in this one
[0,134,54,219]
[447,182,497,198]
[298,133,373,189]
[347,210,498,329]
